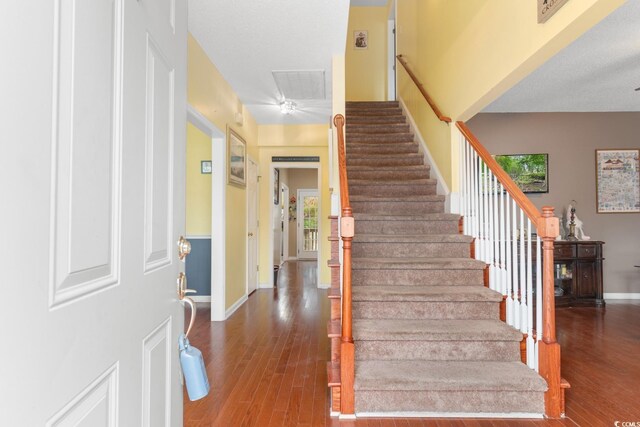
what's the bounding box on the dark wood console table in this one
[552,241,605,307]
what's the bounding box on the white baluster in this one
[519,210,526,334]
[474,152,480,253]
[505,193,513,325]
[499,183,506,297]
[535,234,542,372]
[512,200,520,330]
[526,219,535,369]
[493,174,499,293]
[483,163,489,263]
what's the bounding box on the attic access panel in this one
[272,70,326,100]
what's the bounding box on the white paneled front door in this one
[297,189,319,259]
[0,1,187,425]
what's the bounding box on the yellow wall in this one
[346,6,388,101]
[396,0,625,190]
[186,123,212,236]
[257,124,331,286]
[188,34,259,310]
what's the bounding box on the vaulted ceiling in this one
[484,0,640,113]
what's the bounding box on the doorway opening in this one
[270,164,321,287]
[186,106,227,322]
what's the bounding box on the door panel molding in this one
[49,0,124,309]
[142,317,172,427]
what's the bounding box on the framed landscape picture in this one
[596,149,640,213]
[494,153,549,193]
[227,127,246,187]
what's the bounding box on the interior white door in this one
[247,158,259,294]
[281,184,290,261]
[297,189,320,259]
[0,1,187,425]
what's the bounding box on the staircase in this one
[343,101,547,416]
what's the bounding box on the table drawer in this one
[578,245,598,258]
[554,245,575,259]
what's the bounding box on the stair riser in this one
[355,341,521,362]
[352,242,470,258]
[355,220,458,235]
[352,269,484,286]
[346,101,399,108]
[353,301,499,320]
[347,157,424,167]
[348,116,407,125]
[348,134,414,143]
[347,144,419,155]
[349,169,428,180]
[347,124,410,134]
[346,108,403,116]
[355,390,545,414]
[350,184,436,197]
[351,200,443,214]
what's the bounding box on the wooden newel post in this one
[340,206,355,415]
[537,206,563,418]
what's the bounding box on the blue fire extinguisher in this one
[179,296,210,401]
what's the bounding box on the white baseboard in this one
[357,411,542,419]
[258,282,273,289]
[604,293,640,300]
[318,283,331,289]
[398,97,450,197]
[329,410,340,418]
[191,296,211,303]
[225,294,248,319]
[338,414,357,420]
[285,256,298,261]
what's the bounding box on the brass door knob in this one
[177,236,191,261]
[248,232,254,237]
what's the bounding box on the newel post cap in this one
[538,206,559,239]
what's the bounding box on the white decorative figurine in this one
[564,203,591,241]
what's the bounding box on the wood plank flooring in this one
[184,261,640,426]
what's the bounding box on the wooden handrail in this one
[333,114,355,415]
[457,121,540,224]
[457,120,563,418]
[396,54,451,123]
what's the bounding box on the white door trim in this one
[281,183,290,262]
[387,14,396,101]
[268,162,321,288]
[187,105,227,321]
[246,156,259,295]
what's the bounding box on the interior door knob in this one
[177,236,191,261]
[248,232,254,237]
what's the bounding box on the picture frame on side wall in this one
[227,127,246,187]
[274,168,280,205]
[596,149,640,213]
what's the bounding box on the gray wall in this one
[467,112,640,295]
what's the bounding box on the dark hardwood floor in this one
[184,261,640,426]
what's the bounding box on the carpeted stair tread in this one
[355,234,472,243]
[350,178,437,186]
[352,286,502,303]
[350,195,445,202]
[354,213,458,221]
[353,319,523,342]
[348,164,430,172]
[352,257,486,270]
[355,361,547,392]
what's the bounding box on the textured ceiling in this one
[188,1,349,124]
[484,1,640,113]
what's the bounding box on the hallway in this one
[184,261,639,426]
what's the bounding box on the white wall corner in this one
[224,294,248,319]
[447,192,461,215]
[398,97,450,198]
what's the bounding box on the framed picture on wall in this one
[354,30,368,49]
[274,168,280,205]
[201,160,212,174]
[227,127,246,187]
[494,153,549,193]
[596,149,640,213]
